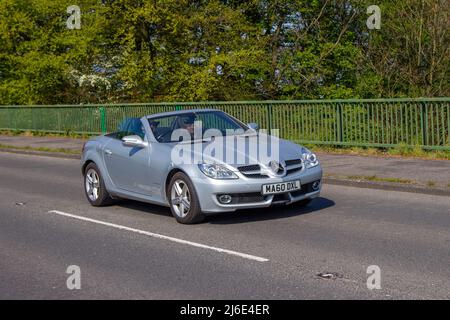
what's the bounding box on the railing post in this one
[8,107,12,130]
[447,102,450,146]
[267,104,273,132]
[31,107,35,131]
[57,108,61,132]
[100,106,107,134]
[14,106,17,131]
[14,107,19,131]
[421,102,428,146]
[336,103,343,143]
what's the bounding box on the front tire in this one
[84,162,114,206]
[168,172,204,224]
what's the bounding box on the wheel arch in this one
[165,168,195,202]
[82,159,95,175]
[165,167,205,224]
[81,151,113,191]
[165,168,183,200]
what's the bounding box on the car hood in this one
[170,133,304,170]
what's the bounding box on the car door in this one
[103,119,152,195]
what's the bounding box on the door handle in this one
[104,149,112,155]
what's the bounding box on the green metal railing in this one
[0,98,449,150]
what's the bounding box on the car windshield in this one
[148,111,249,143]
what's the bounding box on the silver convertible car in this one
[81,109,322,224]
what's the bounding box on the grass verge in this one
[304,143,450,160]
[0,144,80,155]
[0,129,93,139]
[344,175,416,185]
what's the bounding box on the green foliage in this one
[0,0,448,105]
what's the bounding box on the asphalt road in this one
[0,152,449,299]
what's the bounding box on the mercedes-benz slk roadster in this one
[81,109,322,224]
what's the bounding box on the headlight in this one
[301,147,319,168]
[198,163,238,179]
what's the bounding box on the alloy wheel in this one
[170,179,191,218]
[85,168,100,202]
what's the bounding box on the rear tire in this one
[168,172,205,224]
[84,162,114,206]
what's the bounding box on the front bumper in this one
[191,165,322,213]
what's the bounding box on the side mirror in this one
[122,135,148,148]
[247,123,259,131]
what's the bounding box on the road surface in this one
[0,152,449,299]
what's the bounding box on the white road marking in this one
[47,210,269,262]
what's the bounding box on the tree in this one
[0,0,448,105]
[0,0,112,104]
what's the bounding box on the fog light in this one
[312,180,321,191]
[218,194,232,204]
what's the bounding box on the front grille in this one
[238,164,260,172]
[285,159,302,166]
[285,158,303,176]
[217,181,320,206]
[242,173,269,179]
[272,193,290,204]
[238,163,267,179]
[238,159,303,178]
[218,193,265,204]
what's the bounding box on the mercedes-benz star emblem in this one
[269,160,282,174]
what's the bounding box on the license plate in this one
[262,180,301,195]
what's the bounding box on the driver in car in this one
[178,114,196,138]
